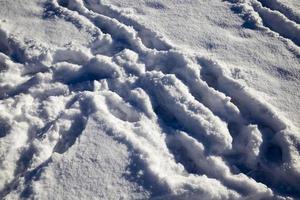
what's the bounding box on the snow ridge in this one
[0,0,300,199]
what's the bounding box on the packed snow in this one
[0,0,300,199]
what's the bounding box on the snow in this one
[0,0,300,199]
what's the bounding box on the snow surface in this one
[0,0,300,199]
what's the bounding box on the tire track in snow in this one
[53,0,300,197]
[81,0,172,51]
[252,1,300,46]
[1,0,300,199]
[257,0,300,24]
[198,57,300,197]
[226,0,300,48]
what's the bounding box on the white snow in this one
[0,0,300,199]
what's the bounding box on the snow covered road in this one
[0,0,300,199]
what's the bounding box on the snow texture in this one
[0,0,300,199]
